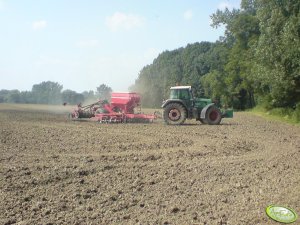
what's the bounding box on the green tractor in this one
[162,86,233,125]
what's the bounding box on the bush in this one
[253,101,300,124]
[267,107,299,123]
[257,95,273,111]
[292,103,300,122]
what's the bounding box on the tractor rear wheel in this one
[205,105,222,125]
[163,103,187,125]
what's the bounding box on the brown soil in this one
[0,104,299,225]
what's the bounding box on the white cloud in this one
[76,40,99,48]
[105,12,144,32]
[32,20,47,30]
[183,10,193,21]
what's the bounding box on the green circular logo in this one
[266,205,298,223]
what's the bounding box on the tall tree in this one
[254,0,300,107]
[0,90,10,103]
[96,84,112,100]
[210,0,260,109]
[19,91,34,103]
[200,41,229,101]
[31,81,63,104]
[6,90,21,103]
[82,90,97,103]
[62,89,84,105]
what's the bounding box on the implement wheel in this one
[205,105,222,125]
[163,103,187,125]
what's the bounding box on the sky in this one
[0,0,241,93]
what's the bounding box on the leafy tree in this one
[62,89,84,105]
[201,41,230,104]
[210,0,260,109]
[96,84,112,100]
[254,0,300,107]
[0,90,10,103]
[6,90,21,103]
[82,90,97,103]
[31,81,63,104]
[19,91,34,103]
[0,89,31,103]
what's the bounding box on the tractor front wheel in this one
[163,103,187,125]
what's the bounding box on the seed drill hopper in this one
[70,92,157,123]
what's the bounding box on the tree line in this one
[0,81,112,105]
[130,0,300,117]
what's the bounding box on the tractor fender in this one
[161,99,187,109]
[200,103,215,119]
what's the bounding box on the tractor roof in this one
[170,86,191,90]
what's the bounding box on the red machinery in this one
[70,92,157,123]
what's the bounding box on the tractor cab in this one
[169,86,194,108]
[169,86,193,100]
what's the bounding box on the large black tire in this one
[163,103,187,125]
[205,105,222,125]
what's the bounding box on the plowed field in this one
[0,104,299,225]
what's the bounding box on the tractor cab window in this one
[179,89,190,100]
[170,89,178,99]
[170,89,191,100]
